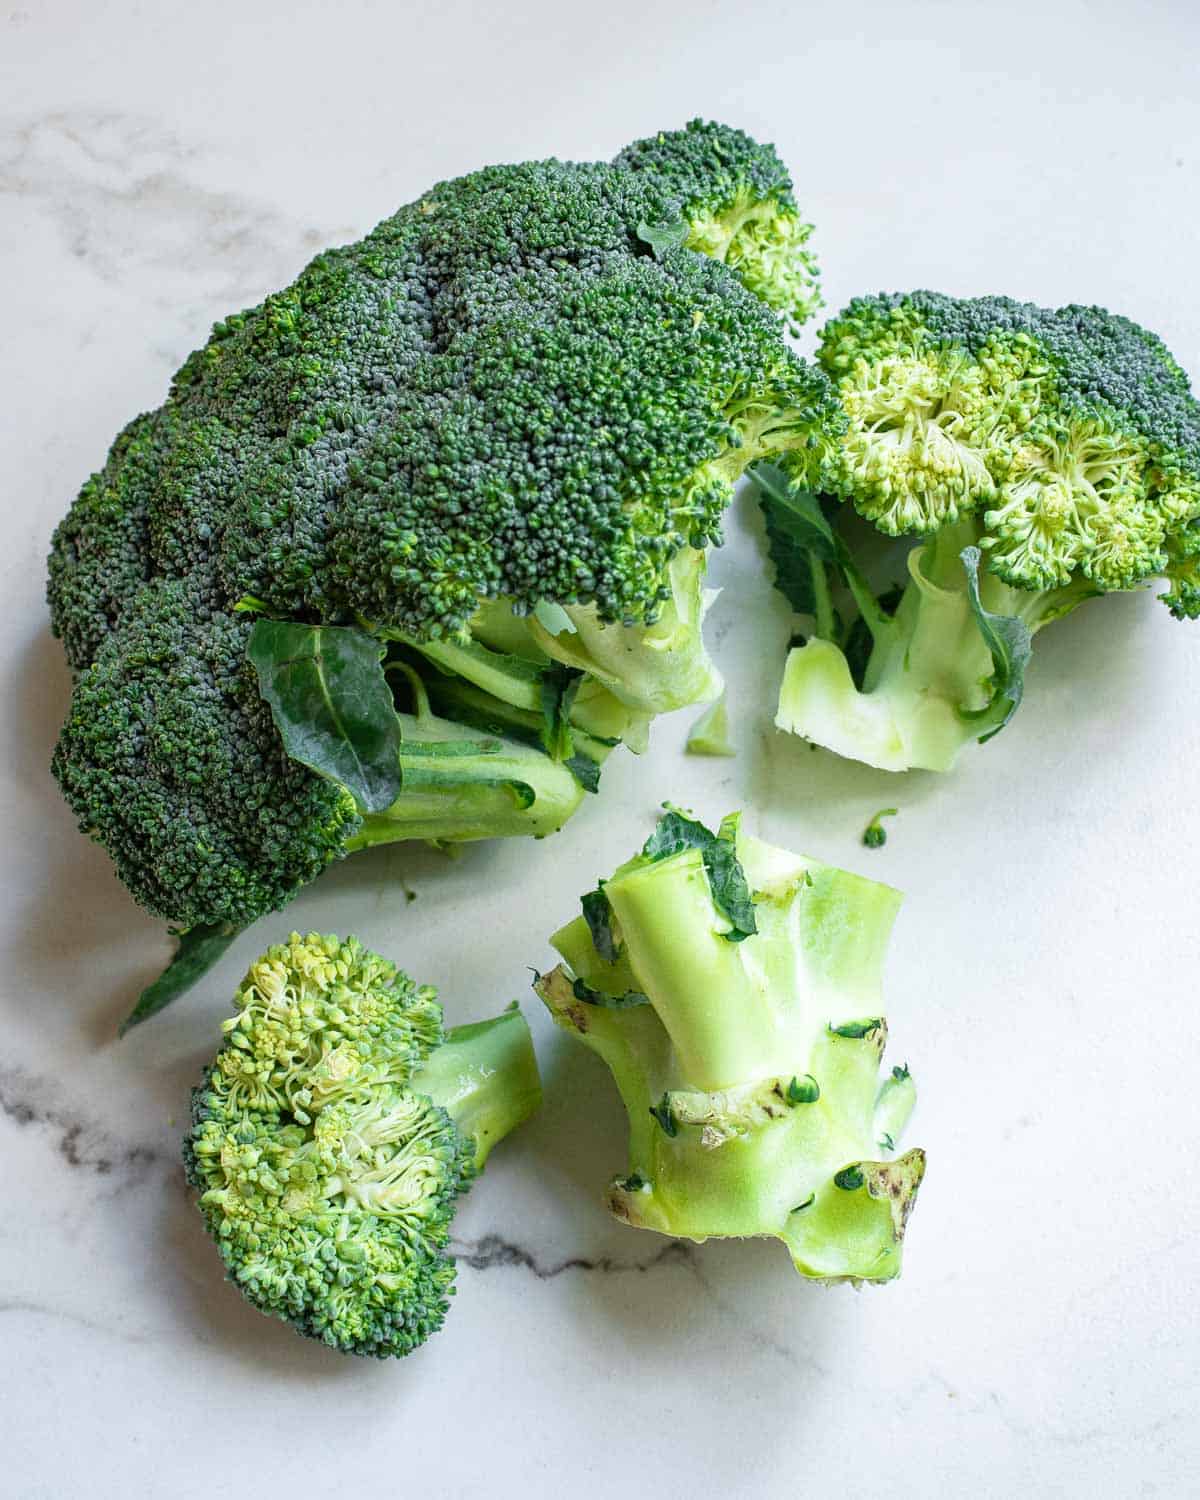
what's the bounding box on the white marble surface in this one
[4,2,1200,1495]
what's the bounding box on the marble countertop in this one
[4,2,1198,1495]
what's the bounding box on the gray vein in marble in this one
[0,111,351,319]
[0,1298,160,1346]
[0,1064,170,1183]
[452,1232,700,1279]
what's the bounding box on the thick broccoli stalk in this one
[535,809,924,1282]
[759,292,1200,772]
[48,122,836,970]
[184,933,541,1358]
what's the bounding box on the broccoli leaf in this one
[571,976,650,1009]
[119,922,242,1035]
[753,462,839,616]
[540,662,581,762]
[565,753,601,793]
[642,808,757,941]
[958,547,1033,742]
[581,885,618,961]
[636,219,690,259]
[248,620,403,814]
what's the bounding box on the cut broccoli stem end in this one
[411,1006,542,1173]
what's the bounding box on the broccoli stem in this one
[528,548,722,716]
[779,517,1096,772]
[344,731,582,856]
[411,1006,542,1171]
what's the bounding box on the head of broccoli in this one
[184,933,541,1357]
[48,121,836,991]
[755,291,1200,772]
[535,808,924,1282]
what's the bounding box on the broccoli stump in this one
[535,808,924,1282]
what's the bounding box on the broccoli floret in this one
[534,808,924,1282]
[757,291,1200,771]
[184,933,541,1358]
[616,119,821,330]
[48,123,837,981]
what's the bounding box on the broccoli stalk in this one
[410,1009,543,1168]
[535,809,924,1282]
[773,504,1091,771]
[185,933,541,1358]
[345,663,589,849]
[758,291,1200,772]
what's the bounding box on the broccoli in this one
[48,122,837,999]
[755,292,1200,771]
[534,808,924,1282]
[862,808,897,848]
[685,690,736,757]
[184,932,541,1357]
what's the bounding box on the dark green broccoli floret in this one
[51,582,359,928]
[756,291,1200,772]
[616,119,821,329]
[184,932,541,1358]
[48,122,835,973]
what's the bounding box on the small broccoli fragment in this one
[184,933,541,1357]
[48,122,837,986]
[534,809,924,1282]
[686,691,735,757]
[757,291,1200,772]
[862,809,897,848]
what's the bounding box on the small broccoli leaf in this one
[649,1093,679,1137]
[119,922,242,1035]
[751,462,844,632]
[785,1074,821,1105]
[636,219,690,259]
[753,463,839,560]
[565,753,601,794]
[642,807,757,941]
[248,620,402,814]
[540,662,581,762]
[581,885,618,962]
[958,547,1033,742]
[830,1018,883,1039]
[571,976,650,1009]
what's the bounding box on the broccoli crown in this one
[48,123,833,930]
[51,123,829,660]
[817,291,1200,603]
[184,933,540,1358]
[616,119,821,328]
[535,809,924,1282]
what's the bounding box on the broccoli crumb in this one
[862,808,898,848]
